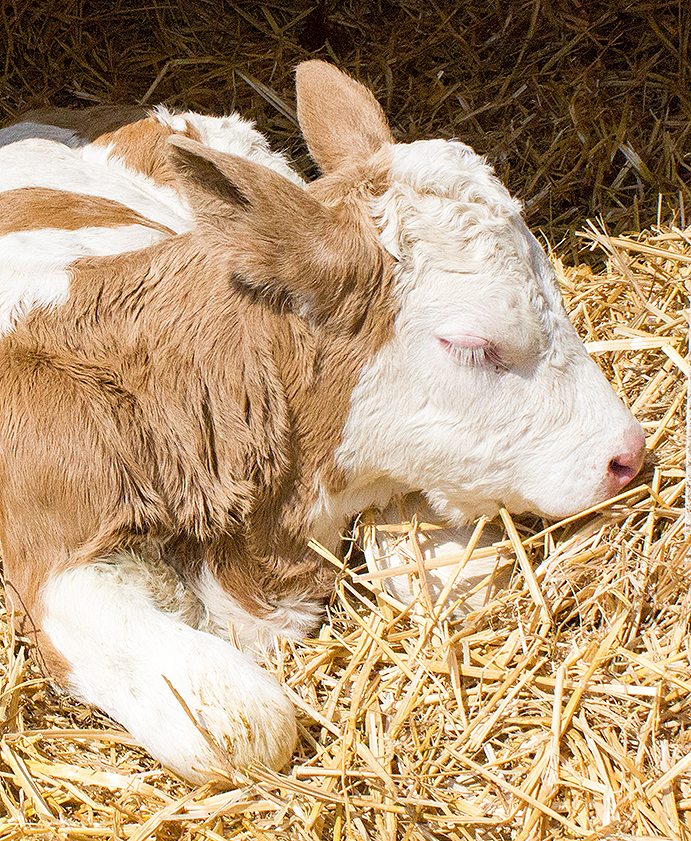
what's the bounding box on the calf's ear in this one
[169,135,260,216]
[168,135,384,323]
[295,60,393,173]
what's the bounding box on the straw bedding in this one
[0,2,690,839]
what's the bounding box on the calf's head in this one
[294,61,644,523]
[168,61,644,526]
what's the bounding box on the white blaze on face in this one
[335,139,644,523]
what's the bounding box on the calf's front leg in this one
[39,552,297,784]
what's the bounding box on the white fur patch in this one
[0,226,169,335]
[0,116,304,339]
[308,476,406,554]
[0,138,193,234]
[193,563,323,655]
[42,557,297,784]
[363,495,509,614]
[152,107,305,187]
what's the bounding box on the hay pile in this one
[0,230,687,839]
[2,0,690,244]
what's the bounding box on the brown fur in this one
[91,116,202,185]
[0,131,397,684]
[0,187,176,236]
[13,106,202,185]
[295,61,393,173]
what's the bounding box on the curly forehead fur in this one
[373,139,522,246]
[371,138,564,350]
[389,139,520,210]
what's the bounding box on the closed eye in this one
[439,337,509,371]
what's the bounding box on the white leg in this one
[42,555,297,784]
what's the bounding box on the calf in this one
[0,61,644,783]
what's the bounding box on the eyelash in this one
[439,338,508,371]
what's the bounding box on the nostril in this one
[608,456,638,483]
[608,442,645,487]
[605,423,646,491]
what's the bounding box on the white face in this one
[335,140,644,523]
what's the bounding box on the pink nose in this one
[607,425,646,491]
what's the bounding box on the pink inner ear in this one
[439,335,488,351]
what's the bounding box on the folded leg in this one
[41,552,297,784]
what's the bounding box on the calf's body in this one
[0,177,392,780]
[0,62,644,782]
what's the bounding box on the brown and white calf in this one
[0,62,644,783]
